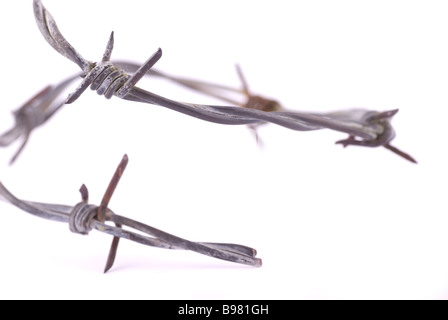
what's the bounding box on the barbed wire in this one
[0,0,418,272]
[0,154,262,272]
[119,62,417,162]
[28,0,416,164]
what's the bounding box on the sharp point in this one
[79,184,89,202]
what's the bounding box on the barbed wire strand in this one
[0,154,262,272]
[117,62,417,163]
[30,0,416,164]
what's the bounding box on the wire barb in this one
[97,154,128,273]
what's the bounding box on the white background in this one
[0,0,447,299]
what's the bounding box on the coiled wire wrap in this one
[69,202,98,235]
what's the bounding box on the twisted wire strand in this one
[0,154,261,271]
[31,0,416,163]
[118,62,416,162]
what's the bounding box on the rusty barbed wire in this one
[0,154,262,272]
[24,0,416,165]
